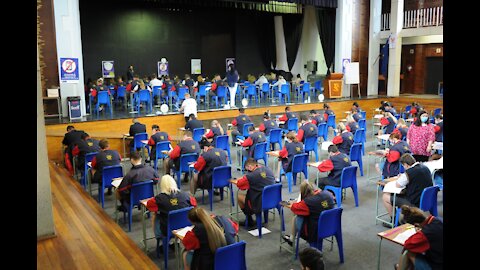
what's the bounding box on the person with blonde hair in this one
[393,118,408,140]
[332,122,354,155]
[345,114,360,135]
[182,207,230,270]
[146,175,197,245]
[282,181,334,246]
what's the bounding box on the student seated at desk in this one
[116,151,159,211]
[433,114,443,143]
[380,132,411,179]
[230,108,252,145]
[278,106,298,128]
[185,114,204,132]
[164,130,201,182]
[62,125,86,174]
[282,181,335,246]
[351,107,363,122]
[352,101,362,113]
[238,126,267,161]
[309,110,326,126]
[345,115,360,135]
[395,205,443,270]
[91,139,122,196]
[276,132,304,183]
[191,141,228,195]
[379,107,398,135]
[297,113,318,143]
[230,158,275,229]
[182,207,238,270]
[72,132,100,172]
[332,123,354,156]
[147,124,172,163]
[129,117,147,150]
[201,120,225,147]
[146,175,197,248]
[259,112,279,136]
[381,154,433,227]
[392,118,408,140]
[316,145,352,191]
[323,103,335,120]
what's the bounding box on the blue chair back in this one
[269,128,282,145]
[214,241,247,270]
[327,114,336,128]
[317,123,328,141]
[178,87,189,101]
[349,143,363,176]
[217,86,227,98]
[198,85,207,97]
[262,183,283,211]
[291,153,308,174]
[432,108,442,116]
[117,86,126,98]
[100,164,123,208]
[82,152,98,188]
[152,86,161,98]
[302,83,310,93]
[353,129,365,143]
[253,142,268,165]
[261,83,270,93]
[242,123,254,137]
[360,111,366,119]
[404,105,412,112]
[358,119,366,130]
[317,207,343,239]
[128,180,155,231]
[97,91,110,105]
[133,132,148,150]
[212,166,232,189]
[138,89,150,102]
[340,166,357,188]
[419,186,439,216]
[280,84,290,94]
[247,85,256,95]
[216,135,229,150]
[304,136,318,152]
[164,206,194,269]
[180,153,199,173]
[193,128,205,142]
[155,141,171,160]
[314,80,322,91]
[286,118,299,132]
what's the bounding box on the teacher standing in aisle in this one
[225,63,239,108]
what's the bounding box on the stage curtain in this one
[316,8,336,75]
[282,14,303,71]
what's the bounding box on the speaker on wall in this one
[306,60,318,72]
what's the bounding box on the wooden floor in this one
[37,162,160,270]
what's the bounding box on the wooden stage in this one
[45,96,443,162]
[37,161,160,269]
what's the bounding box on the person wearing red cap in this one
[146,175,197,242]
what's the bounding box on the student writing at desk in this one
[375,132,411,178]
[395,205,443,270]
[201,120,225,147]
[185,114,204,132]
[230,108,252,146]
[282,181,334,247]
[237,126,266,162]
[276,132,304,183]
[191,141,228,195]
[72,132,100,173]
[230,158,275,229]
[91,139,122,196]
[147,124,172,163]
[381,154,433,227]
[164,130,200,183]
[332,123,354,156]
[116,151,159,212]
[129,117,147,150]
[315,145,351,192]
[62,125,86,175]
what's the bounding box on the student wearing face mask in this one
[406,110,435,162]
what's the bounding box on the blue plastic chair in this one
[295,207,344,263]
[173,153,198,187]
[203,165,235,211]
[215,135,232,164]
[314,80,323,94]
[156,206,193,269]
[214,86,228,108]
[154,141,171,171]
[116,86,127,107]
[394,185,440,227]
[132,132,149,156]
[360,111,366,119]
[317,123,328,141]
[279,84,290,104]
[196,85,207,104]
[100,165,123,208]
[126,180,155,232]
[96,91,113,117]
[349,143,364,176]
[245,183,285,238]
[324,166,359,208]
[432,169,443,190]
[326,115,336,136]
[353,128,366,155]
[402,105,412,119]
[283,118,299,134]
[358,119,366,130]
[242,142,268,169]
[283,153,309,193]
[304,136,319,162]
[135,89,153,114]
[300,83,311,102]
[81,152,97,189]
[192,128,205,143]
[261,83,270,101]
[246,85,258,105]
[267,128,283,151]
[236,122,254,141]
[152,86,162,104]
[214,241,247,270]
[432,108,442,116]
[177,87,189,103]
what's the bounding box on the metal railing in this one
[381,6,443,31]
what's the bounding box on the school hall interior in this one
[37,0,444,269]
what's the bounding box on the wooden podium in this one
[323,73,343,98]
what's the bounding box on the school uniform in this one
[169,138,201,169]
[297,122,318,143]
[117,164,159,205]
[236,165,275,215]
[91,149,122,184]
[311,114,326,126]
[404,216,443,270]
[352,112,362,122]
[278,111,297,122]
[382,141,411,178]
[241,131,267,158]
[332,131,354,155]
[290,190,335,242]
[259,119,278,136]
[231,114,252,142]
[346,121,360,135]
[194,147,228,190]
[148,131,172,161]
[316,152,352,188]
[323,109,335,121]
[380,115,396,134]
[278,141,304,172]
[73,138,100,170]
[129,122,147,148]
[393,127,408,140]
[434,121,443,142]
[204,126,224,145]
[185,119,204,132]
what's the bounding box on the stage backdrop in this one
[79,0,275,82]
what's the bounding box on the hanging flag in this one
[380,35,390,77]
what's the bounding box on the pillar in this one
[367,0,382,96]
[335,0,354,97]
[387,0,404,96]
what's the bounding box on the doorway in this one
[425,57,443,95]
